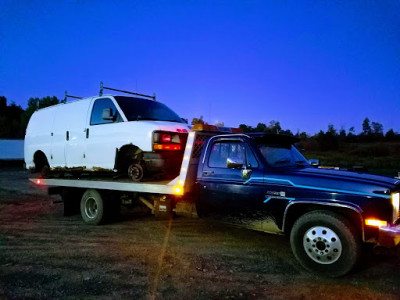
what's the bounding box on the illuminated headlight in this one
[392,192,400,223]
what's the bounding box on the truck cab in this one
[196,132,400,276]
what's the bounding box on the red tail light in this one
[153,131,186,151]
[161,134,172,143]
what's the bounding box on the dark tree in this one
[371,121,383,136]
[316,126,339,151]
[0,96,24,138]
[191,116,205,125]
[267,120,281,134]
[362,118,372,136]
[255,123,267,132]
[385,129,400,141]
[239,124,253,133]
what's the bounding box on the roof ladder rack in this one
[99,81,156,101]
[62,91,83,103]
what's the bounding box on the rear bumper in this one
[143,151,184,174]
[378,224,400,248]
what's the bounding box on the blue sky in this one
[1,0,399,135]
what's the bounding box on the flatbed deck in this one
[29,177,178,194]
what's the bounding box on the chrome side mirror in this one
[309,159,319,167]
[227,158,252,179]
[241,168,252,179]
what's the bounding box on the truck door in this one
[198,139,265,222]
[84,98,124,170]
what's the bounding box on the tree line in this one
[1,95,400,151]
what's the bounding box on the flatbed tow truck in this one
[30,126,217,221]
[30,125,400,277]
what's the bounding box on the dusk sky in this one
[1,0,399,135]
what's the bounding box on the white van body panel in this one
[24,105,57,169]
[24,95,189,172]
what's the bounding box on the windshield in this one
[257,143,308,167]
[115,96,184,123]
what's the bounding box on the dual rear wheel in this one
[80,189,120,225]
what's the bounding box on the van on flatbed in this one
[31,124,400,277]
[25,84,189,181]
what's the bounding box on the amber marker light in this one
[174,186,183,195]
[392,192,400,221]
[365,219,387,227]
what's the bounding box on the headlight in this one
[392,192,400,223]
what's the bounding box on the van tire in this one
[80,189,106,225]
[128,163,144,182]
[34,151,50,178]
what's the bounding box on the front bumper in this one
[378,224,400,247]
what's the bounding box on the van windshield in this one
[115,96,184,123]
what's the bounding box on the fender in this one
[282,200,365,241]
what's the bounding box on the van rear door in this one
[51,100,90,168]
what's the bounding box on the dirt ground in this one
[0,169,399,299]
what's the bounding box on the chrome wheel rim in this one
[128,165,140,179]
[303,226,342,264]
[128,164,142,180]
[84,197,98,219]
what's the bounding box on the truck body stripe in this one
[245,177,390,199]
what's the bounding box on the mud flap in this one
[154,195,173,219]
[62,188,83,216]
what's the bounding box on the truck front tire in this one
[80,189,106,225]
[290,210,361,277]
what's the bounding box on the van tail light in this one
[153,131,186,151]
[154,144,181,151]
[161,134,172,143]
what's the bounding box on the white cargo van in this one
[25,90,189,181]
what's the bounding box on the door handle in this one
[202,170,214,175]
[86,128,89,139]
[66,131,69,141]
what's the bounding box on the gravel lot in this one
[0,168,399,299]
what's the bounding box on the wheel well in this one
[33,151,49,171]
[116,145,142,171]
[283,203,363,240]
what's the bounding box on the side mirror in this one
[102,108,114,120]
[227,157,244,169]
[309,159,319,167]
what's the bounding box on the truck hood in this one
[295,167,399,188]
[272,167,400,198]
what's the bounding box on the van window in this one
[90,98,123,125]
